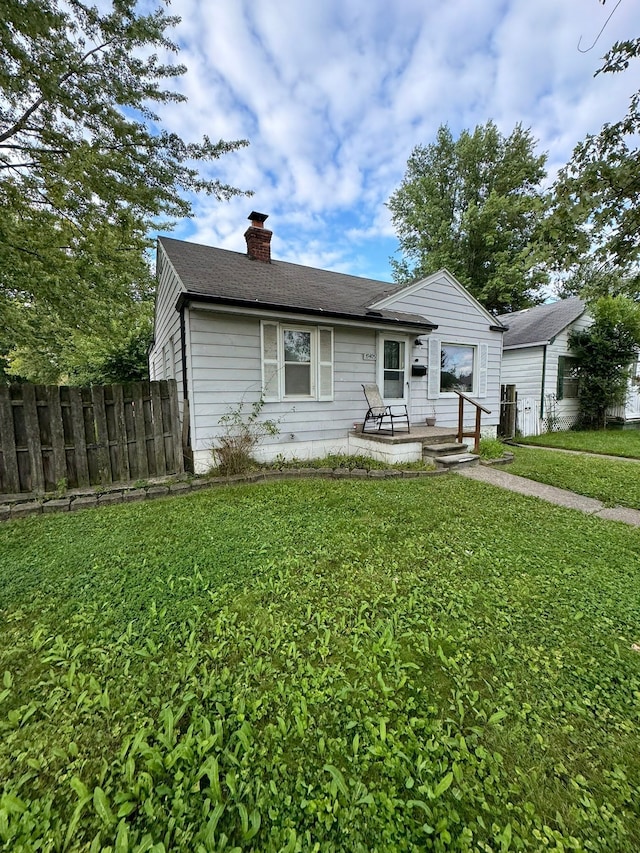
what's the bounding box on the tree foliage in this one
[556,259,637,302]
[569,296,640,429]
[0,0,249,382]
[387,121,550,314]
[551,31,640,281]
[8,303,153,385]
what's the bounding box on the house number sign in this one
[362,353,376,361]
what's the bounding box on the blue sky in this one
[154,0,640,286]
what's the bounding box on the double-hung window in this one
[261,322,333,401]
[557,356,579,400]
[283,329,313,396]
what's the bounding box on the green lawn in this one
[517,428,640,458]
[1,479,640,851]
[509,447,640,509]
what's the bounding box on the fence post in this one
[48,386,67,486]
[131,383,149,479]
[0,386,20,493]
[168,380,184,474]
[22,384,45,494]
[91,386,112,484]
[69,387,90,487]
[113,384,130,482]
[150,381,167,476]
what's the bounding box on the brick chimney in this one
[244,211,272,262]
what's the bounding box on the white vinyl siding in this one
[545,315,591,427]
[187,311,384,458]
[375,272,502,427]
[149,243,185,414]
[501,347,545,400]
[478,343,488,398]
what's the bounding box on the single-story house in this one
[498,298,640,435]
[149,213,506,472]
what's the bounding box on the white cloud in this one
[153,0,640,278]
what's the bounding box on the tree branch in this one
[0,37,117,145]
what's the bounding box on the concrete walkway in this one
[457,465,640,527]
[510,442,640,464]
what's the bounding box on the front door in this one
[379,337,408,404]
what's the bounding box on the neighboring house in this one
[149,213,505,472]
[499,298,640,435]
[607,353,640,428]
[498,298,590,435]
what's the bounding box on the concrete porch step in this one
[422,442,468,458]
[434,453,480,469]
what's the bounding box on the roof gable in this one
[158,236,436,330]
[369,269,505,329]
[498,298,586,349]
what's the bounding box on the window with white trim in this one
[428,339,488,398]
[261,322,333,401]
[441,344,474,393]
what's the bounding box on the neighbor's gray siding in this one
[501,347,545,399]
[501,313,592,429]
[545,314,591,423]
[386,275,502,429]
[149,244,185,410]
[188,308,379,454]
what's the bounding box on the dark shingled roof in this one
[159,236,436,330]
[498,298,586,349]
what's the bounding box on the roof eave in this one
[176,292,437,331]
[503,339,550,350]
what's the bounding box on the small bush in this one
[478,437,506,459]
[212,398,279,475]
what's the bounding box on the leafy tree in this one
[555,259,637,302]
[9,302,153,385]
[551,28,640,280]
[67,316,153,386]
[569,296,640,429]
[387,121,550,314]
[0,0,249,382]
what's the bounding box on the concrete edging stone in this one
[0,466,447,522]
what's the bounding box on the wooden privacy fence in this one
[0,380,184,495]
